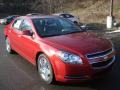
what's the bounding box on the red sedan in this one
[4,15,115,84]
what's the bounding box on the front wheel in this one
[37,54,54,84]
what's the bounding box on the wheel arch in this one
[35,51,56,82]
[35,51,55,70]
[35,51,44,69]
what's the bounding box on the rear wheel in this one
[5,37,14,54]
[37,54,54,84]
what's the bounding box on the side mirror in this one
[22,30,33,36]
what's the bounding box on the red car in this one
[4,15,115,84]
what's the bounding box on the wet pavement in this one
[0,25,120,90]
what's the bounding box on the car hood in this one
[44,32,112,55]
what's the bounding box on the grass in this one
[61,0,120,25]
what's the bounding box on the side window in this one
[20,20,32,31]
[12,19,23,30]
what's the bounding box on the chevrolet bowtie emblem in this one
[104,56,108,60]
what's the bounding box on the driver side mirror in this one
[22,30,33,36]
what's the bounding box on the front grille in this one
[92,57,113,68]
[87,48,112,59]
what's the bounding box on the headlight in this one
[56,51,83,64]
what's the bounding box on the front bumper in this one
[51,52,115,82]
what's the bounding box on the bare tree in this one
[31,0,67,14]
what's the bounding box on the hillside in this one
[59,0,120,24]
[1,0,120,24]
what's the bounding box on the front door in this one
[17,19,38,64]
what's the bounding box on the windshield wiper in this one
[42,34,64,37]
[65,31,81,34]
[42,31,81,38]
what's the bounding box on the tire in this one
[5,37,14,54]
[37,54,54,84]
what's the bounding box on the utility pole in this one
[107,0,114,29]
[110,0,113,16]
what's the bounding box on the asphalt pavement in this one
[0,25,120,90]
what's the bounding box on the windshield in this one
[32,17,81,37]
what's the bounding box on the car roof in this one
[26,13,44,16]
[20,15,60,19]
